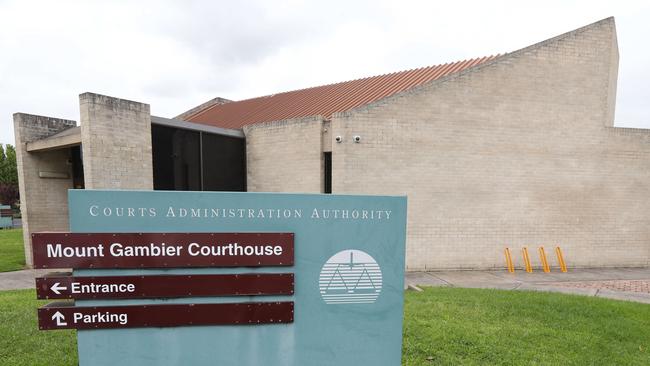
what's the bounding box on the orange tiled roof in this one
[185,56,497,129]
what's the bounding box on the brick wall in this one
[79,93,153,189]
[244,116,324,193]
[13,114,76,266]
[329,18,650,270]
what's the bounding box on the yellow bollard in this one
[555,246,567,273]
[538,246,550,273]
[522,247,533,273]
[504,248,515,273]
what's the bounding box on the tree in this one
[4,144,18,185]
[0,144,19,206]
[0,144,5,179]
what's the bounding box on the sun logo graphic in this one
[319,249,383,305]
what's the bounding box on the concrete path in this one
[0,269,51,291]
[406,267,650,304]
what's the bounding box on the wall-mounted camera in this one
[353,135,361,143]
[335,136,343,143]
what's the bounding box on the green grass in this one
[0,290,76,366]
[0,229,25,272]
[403,287,650,365]
[0,288,648,365]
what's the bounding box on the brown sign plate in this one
[32,232,294,269]
[35,273,295,300]
[38,301,294,330]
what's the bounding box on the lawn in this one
[0,229,25,272]
[0,290,76,366]
[403,287,650,365]
[0,288,648,365]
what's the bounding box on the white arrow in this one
[50,282,67,295]
[52,311,67,326]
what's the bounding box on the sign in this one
[36,273,294,299]
[64,190,407,366]
[38,301,294,330]
[32,232,294,268]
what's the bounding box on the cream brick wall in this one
[14,93,154,267]
[13,114,76,266]
[79,93,153,189]
[244,116,324,193]
[329,18,650,270]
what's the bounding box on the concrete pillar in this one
[79,93,153,189]
[13,113,76,267]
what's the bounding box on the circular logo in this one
[319,249,383,305]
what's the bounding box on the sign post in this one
[34,190,407,366]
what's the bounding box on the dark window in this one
[201,132,246,191]
[323,152,332,194]
[152,124,246,192]
[152,125,201,191]
[71,145,84,189]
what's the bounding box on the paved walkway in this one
[0,269,52,291]
[2,267,649,304]
[407,267,650,304]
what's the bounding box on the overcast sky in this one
[1,0,649,145]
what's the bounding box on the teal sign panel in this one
[68,190,407,366]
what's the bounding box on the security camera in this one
[335,136,343,143]
[353,135,361,143]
